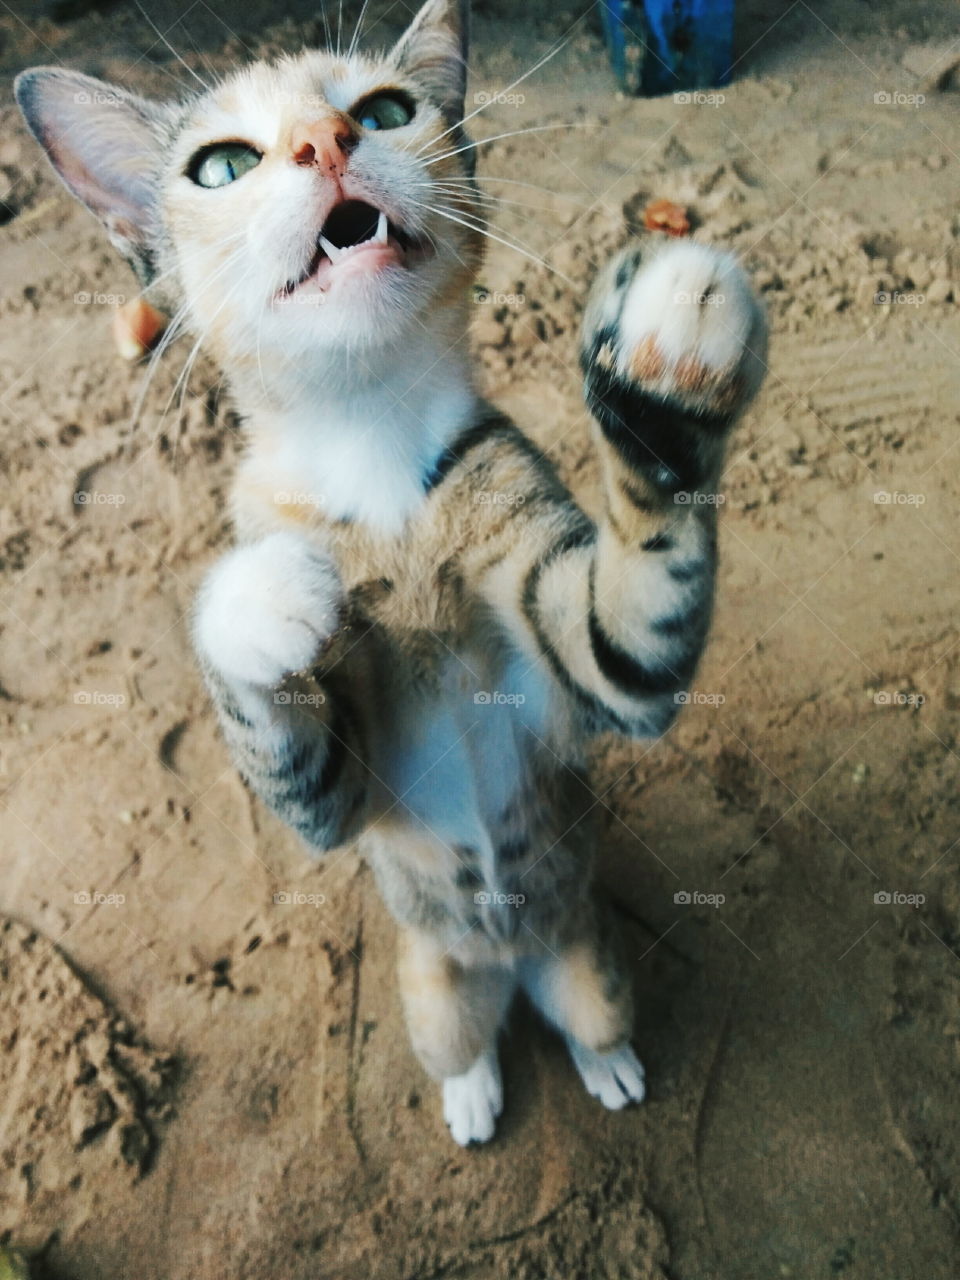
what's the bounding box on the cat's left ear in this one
[14,68,168,284]
[391,0,469,123]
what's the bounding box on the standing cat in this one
[16,0,765,1145]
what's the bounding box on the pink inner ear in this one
[17,70,159,236]
[47,115,155,227]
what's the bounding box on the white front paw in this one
[194,531,342,687]
[442,1050,503,1146]
[567,1040,646,1110]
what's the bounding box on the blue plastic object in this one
[600,0,735,96]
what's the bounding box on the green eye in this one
[189,143,262,188]
[355,92,414,131]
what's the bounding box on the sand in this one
[1,1,959,1276]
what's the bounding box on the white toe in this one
[442,1050,503,1146]
[567,1041,646,1110]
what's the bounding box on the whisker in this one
[420,121,589,168]
[442,175,592,209]
[347,0,372,61]
[423,202,573,285]
[430,181,582,216]
[131,0,211,91]
[413,37,569,159]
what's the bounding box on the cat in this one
[15,0,766,1146]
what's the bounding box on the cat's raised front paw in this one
[584,240,766,423]
[194,531,342,687]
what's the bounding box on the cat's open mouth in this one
[279,198,423,300]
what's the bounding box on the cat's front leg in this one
[194,530,343,688]
[193,531,370,852]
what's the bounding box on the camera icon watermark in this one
[73,690,126,708]
[74,291,126,306]
[674,290,725,306]
[474,89,526,108]
[674,90,725,107]
[74,890,125,907]
[274,690,326,707]
[873,90,925,108]
[473,287,526,307]
[674,490,725,505]
[874,290,924,307]
[474,690,526,706]
[476,489,526,506]
[275,91,326,108]
[474,890,526,907]
[73,90,123,107]
[74,489,126,506]
[874,890,924,906]
[674,889,725,907]
[274,490,325,506]
[674,690,725,706]
[873,490,925,506]
[273,890,326,907]
[872,690,925,708]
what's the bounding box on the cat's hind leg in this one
[396,927,516,1146]
[518,928,645,1110]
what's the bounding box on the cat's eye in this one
[353,92,415,132]
[188,142,262,189]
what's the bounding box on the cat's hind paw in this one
[442,1050,503,1146]
[567,1040,646,1110]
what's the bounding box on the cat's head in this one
[14,0,482,367]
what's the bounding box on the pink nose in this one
[291,118,357,177]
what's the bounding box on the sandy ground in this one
[2,1,960,1276]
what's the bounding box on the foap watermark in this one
[675,490,725,505]
[874,290,924,307]
[873,690,925,708]
[73,90,124,107]
[675,690,725,706]
[674,90,725,107]
[476,489,526,506]
[275,90,326,108]
[280,290,328,307]
[874,890,925,906]
[473,287,525,307]
[273,890,327,907]
[74,690,126,708]
[474,690,526,706]
[674,290,725,306]
[74,890,125,908]
[873,490,925,506]
[275,690,326,707]
[873,90,925,108]
[274,490,325,507]
[74,489,126,507]
[74,291,126,307]
[473,89,526,108]
[674,890,725,907]
[475,890,526,907]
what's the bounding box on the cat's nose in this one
[291,118,358,176]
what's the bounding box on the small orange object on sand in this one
[642,198,691,237]
[112,298,167,361]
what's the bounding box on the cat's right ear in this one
[14,68,166,284]
[392,0,469,124]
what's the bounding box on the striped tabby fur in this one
[16,0,766,1145]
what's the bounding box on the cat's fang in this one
[318,234,343,263]
[375,211,388,244]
